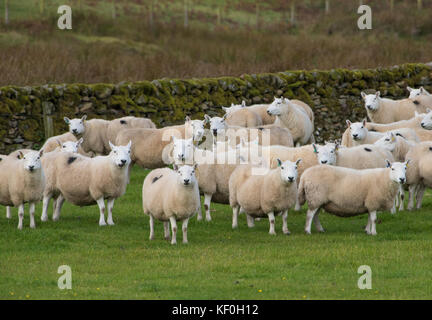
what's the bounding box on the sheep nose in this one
[421,123,426,128]
[399,178,406,183]
[28,165,34,171]
[184,179,190,185]
[367,105,372,110]
[72,129,78,134]
[267,110,272,115]
[288,177,294,182]
[121,159,126,164]
[213,129,218,136]
[321,160,327,164]
[352,134,358,138]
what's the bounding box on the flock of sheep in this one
[2,85,432,244]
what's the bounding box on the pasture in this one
[1,166,432,300]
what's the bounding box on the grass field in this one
[1,165,432,300]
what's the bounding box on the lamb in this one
[405,142,432,211]
[205,114,294,148]
[115,117,206,169]
[266,97,314,146]
[229,159,300,235]
[361,91,426,123]
[222,102,263,128]
[298,160,409,235]
[142,164,200,245]
[40,139,84,222]
[50,141,132,225]
[342,119,420,147]
[313,142,395,169]
[106,116,156,146]
[64,115,110,155]
[0,150,45,229]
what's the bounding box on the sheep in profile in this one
[365,112,425,132]
[229,159,301,234]
[52,141,132,225]
[407,86,432,110]
[106,116,156,147]
[266,97,314,146]
[0,150,45,229]
[361,91,427,123]
[223,102,263,128]
[298,160,409,235]
[64,115,110,155]
[142,164,200,245]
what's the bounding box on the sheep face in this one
[420,109,432,130]
[388,160,409,184]
[349,120,367,141]
[61,138,83,153]
[64,115,87,136]
[207,116,227,136]
[172,137,194,164]
[22,150,43,173]
[374,132,397,152]
[361,92,380,111]
[278,159,301,184]
[267,97,285,116]
[408,86,429,99]
[173,164,198,186]
[108,141,131,168]
[313,143,337,165]
[185,118,206,142]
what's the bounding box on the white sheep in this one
[0,150,45,229]
[407,86,432,110]
[229,159,300,234]
[361,91,426,123]
[51,141,132,225]
[142,164,200,245]
[64,115,110,155]
[223,102,263,128]
[298,160,409,235]
[106,116,156,147]
[266,97,314,146]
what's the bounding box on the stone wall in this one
[1,63,432,154]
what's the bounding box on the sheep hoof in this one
[41,216,48,222]
[197,215,203,221]
[52,216,59,222]
[149,235,154,241]
[305,230,311,235]
[170,240,177,245]
[269,231,276,236]
[232,224,238,229]
[107,221,115,226]
[30,224,36,229]
[17,225,23,230]
[99,221,107,226]
[318,229,325,233]
[206,216,212,222]
[164,236,171,241]
[183,240,188,244]
[283,230,291,235]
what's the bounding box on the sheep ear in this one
[127,140,132,149]
[173,164,179,171]
[391,133,396,142]
[312,144,318,153]
[334,143,340,151]
[296,158,302,166]
[362,118,367,126]
[109,141,115,150]
[361,92,366,99]
[193,163,198,170]
[77,137,84,146]
[407,86,413,92]
[185,116,191,122]
[385,159,392,168]
[222,107,228,112]
[277,158,282,167]
[241,101,246,107]
[420,87,425,93]
[203,114,210,124]
[17,151,24,159]
[39,149,44,157]
[222,113,228,121]
[346,120,351,127]
[427,108,431,113]
[81,115,87,121]
[376,91,381,97]
[56,139,62,147]
[405,159,411,168]
[64,117,70,124]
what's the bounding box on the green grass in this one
[1,166,432,300]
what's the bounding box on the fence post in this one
[4,0,9,25]
[290,1,296,26]
[325,0,330,14]
[184,0,188,28]
[390,0,394,12]
[418,0,423,10]
[42,102,54,141]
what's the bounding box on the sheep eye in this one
[391,168,395,171]
[361,126,364,129]
[281,167,284,170]
[385,139,390,141]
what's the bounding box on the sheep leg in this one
[391,198,396,215]
[282,210,290,235]
[313,211,325,233]
[268,212,276,235]
[416,184,426,210]
[96,197,107,226]
[204,193,212,221]
[398,186,405,211]
[29,202,36,229]
[365,215,371,235]
[41,194,52,222]
[182,218,189,244]
[407,184,417,210]
[149,215,155,240]
[232,206,239,229]
[163,221,171,240]
[246,214,255,228]
[369,211,377,236]
[107,199,115,225]
[17,204,24,230]
[169,216,177,245]
[197,197,203,221]
[6,206,11,219]
[53,195,65,221]
[305,208,319,234]
[294,196,301,211]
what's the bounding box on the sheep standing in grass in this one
[0,150,45,229]
[52,141,132,225]
[64,115,110,155]
[229,159,301,234]
[266,97,314,146]
[142,164,200,245]
[298,160,409,235]
[361,91,426,123]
